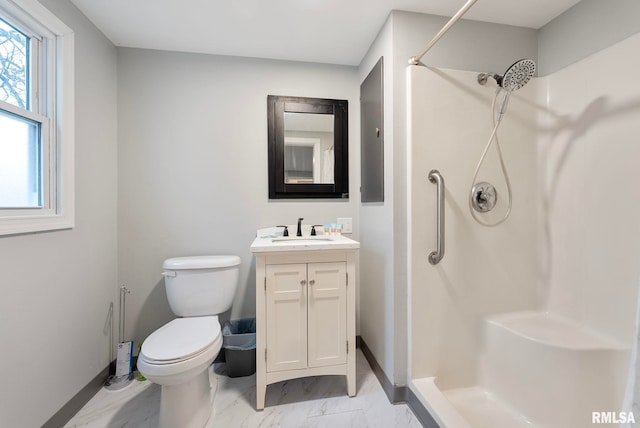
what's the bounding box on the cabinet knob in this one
[300,280,306,286]
[309,279,315,286]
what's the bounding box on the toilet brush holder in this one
[104,286,135,391]
[104,371,134,391]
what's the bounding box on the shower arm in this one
[408,0,479,66]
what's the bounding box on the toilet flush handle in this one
[162,271,177,278]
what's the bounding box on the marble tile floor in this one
[64,349,422,428]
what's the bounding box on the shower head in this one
[477,58,536,91]
[499,59,535,91]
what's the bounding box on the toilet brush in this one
[104,285,134,390]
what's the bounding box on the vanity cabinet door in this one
[265,264,308,372]
[307,262,347,368]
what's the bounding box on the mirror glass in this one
[284,112,334,184]
[268,96,348,199]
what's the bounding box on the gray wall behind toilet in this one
[117,49,360,347]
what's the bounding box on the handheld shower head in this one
[477,58,536,91]
[477,58,536,121]
[499,59,535,91]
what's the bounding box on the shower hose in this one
[469,88,513,227]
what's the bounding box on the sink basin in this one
[251,233,359,253]
[271,236,333,242]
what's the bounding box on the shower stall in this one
[407,33,640,427]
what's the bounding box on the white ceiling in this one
[69,0,581,66]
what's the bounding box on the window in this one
[0,0,74,236]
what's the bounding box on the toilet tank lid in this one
[163,255,241,270]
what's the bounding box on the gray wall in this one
[0,1,118,426]
[394,11,538,74]
[538,0,640,76]
[117,49,360,347]
[358,13,396,384]
[357,10,538,388]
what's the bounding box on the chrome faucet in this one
[297,218,304,237]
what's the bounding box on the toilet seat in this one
[141,316,221,364]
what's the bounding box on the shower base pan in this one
[412,310,628,428]
[412,378,532,428]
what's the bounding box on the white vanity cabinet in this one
[251,235,359,410]
[266,261,347,372]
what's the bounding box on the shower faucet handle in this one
[471,182,497,213]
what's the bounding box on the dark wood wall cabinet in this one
[268,95,349,199]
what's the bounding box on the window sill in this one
[0,212,74,236]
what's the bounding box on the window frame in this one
[0,0,74,236]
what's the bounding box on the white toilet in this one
[137,255,240,428]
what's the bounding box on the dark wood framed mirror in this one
[268,95,348,199]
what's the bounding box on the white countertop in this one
[250,234,360,253]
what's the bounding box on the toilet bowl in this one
[138,316,222,384]
[138,316,222,428]
[137,255,240,428]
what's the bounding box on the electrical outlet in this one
[337,217,353,234]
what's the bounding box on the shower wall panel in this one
[407,66,541,387]
[539,32,640,345]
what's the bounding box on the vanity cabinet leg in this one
[256,382,266,410]
[347,362,356,397]
[347,377,356,397]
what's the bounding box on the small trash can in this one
[222,318,256,377]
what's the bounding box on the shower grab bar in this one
[409,0,479,65]
[428,170,445,265]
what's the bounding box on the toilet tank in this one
[162,255,241,317]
